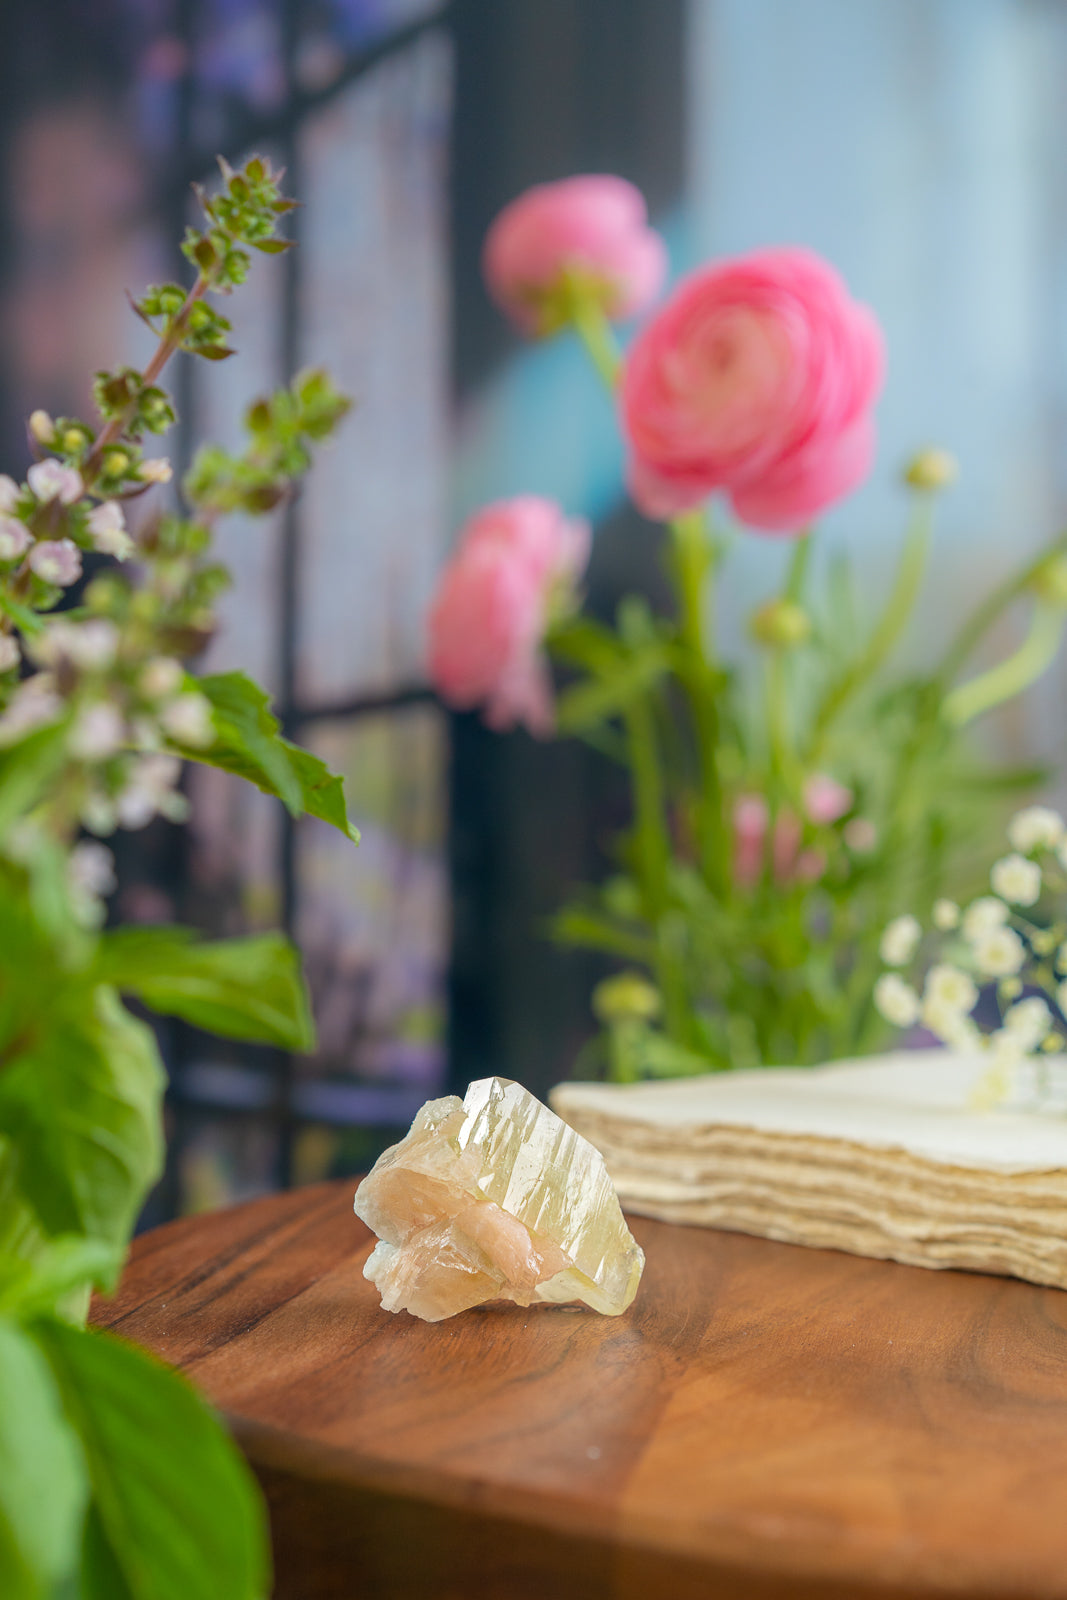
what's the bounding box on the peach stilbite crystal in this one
[354,1076,645,1322]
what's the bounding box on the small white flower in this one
[1008,805,1064,854]
[921,995,981,1050]
[28,410,55,445]
[138,457,173,485]
[0,475,20,512]
[68,840,116,898]
[0,635,19,674]
[27,460,82,505]
[843,817,877,854]
[0,675,62,745]
[68,703,125,761]
[923,963,978,1015]
[34,618,119,672]
[961,896,1009,942]
[80,792,118,836]
[87,500,134,561]
[116,752,184,829]
[139,657,185,701]
[0,516,31,560]
[1003,996,1052,1049]
[972,925,1026,979]
[880,914,922,967]
[28,539,82,586]
[159,691,213,749]
[990,853,1042,907]
[874,973,921,1028]
[931,898,959,931]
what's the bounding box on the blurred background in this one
[3,0,1066,1219]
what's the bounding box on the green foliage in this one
[95,927,315,1050]
[32,1320,270,1600]
[0,153,357,1599]
[189,671,360,840]
[184,368,352,516]
[0,1319,87,1600]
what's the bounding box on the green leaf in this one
[250,238,293,254]
[0,1236,122,1319]
[95,927,314,1051]
[0,987,164,1246]
[33,1319,270,1600]
[282,739,361,841]
[0,595,44,639]
[0,1317,86,1600]
[555,646,670,735]
[183,672,359,841]
[0,722,71,834]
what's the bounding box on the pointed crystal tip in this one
[354,1076,645,1322]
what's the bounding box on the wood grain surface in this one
[91,1179,1067,1600]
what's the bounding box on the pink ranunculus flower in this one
[483,176,668,336]
[428,496,590,736]
[620,246,885,532]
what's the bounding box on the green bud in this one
[103,450,129,479]
[592,971,662,1025]
[999,976,1023,1002]
[1030,554,1067,608]
[904,447,959,492]
[749,597,812,650]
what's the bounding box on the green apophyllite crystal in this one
[354,1076,645,1322]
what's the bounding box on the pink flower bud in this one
[620,246,884,531]
[428,496,590,736]
[29,539,82,586]
[804,773,852,825]
[733,794,769,888]
[483,176,667,336]
[27,460,83,505]
[0,476,20,513]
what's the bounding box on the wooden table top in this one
[92,1178,1067,1600]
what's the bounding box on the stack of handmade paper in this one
[550,1051,1067,1289]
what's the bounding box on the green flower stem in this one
[784,529,812,602]
[942,602,1066,727]
[83,276,210,484]
[765,651,791,791]
[766,532,813,795]
[567,294,622,390]
[807,494,932,763]
[623,697,689,1042]
[668,509,727,889]
[936,532,1067,686]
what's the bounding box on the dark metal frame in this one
[158,0,452,1203]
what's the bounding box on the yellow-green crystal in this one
[354,1076,645,1322]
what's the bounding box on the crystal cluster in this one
[354,1076,645,1322]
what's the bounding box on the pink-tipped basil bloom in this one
[483,176,667,336]
[620,246,884,532]
[428,496,590,736]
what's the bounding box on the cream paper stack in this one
[550,1050,1067,1289]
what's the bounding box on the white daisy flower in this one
[990,853,1042,907]
[961,896,1009,942]
[874,973,920,1028]
[880,914,921,967]
[972,925,1026,979]
[1008,805,1064,854]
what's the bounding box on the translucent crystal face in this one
[354,1077,645,1322]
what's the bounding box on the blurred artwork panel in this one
[296,28,452,704]
[296,706,448,1093]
